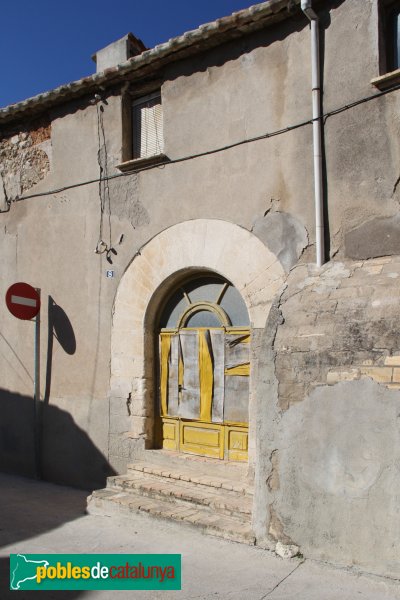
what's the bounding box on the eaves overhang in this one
[0,0,301,127]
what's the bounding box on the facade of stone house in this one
[1,0,400,578]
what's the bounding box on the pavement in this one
[0,473,399,600]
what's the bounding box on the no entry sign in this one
[6,282,41,320]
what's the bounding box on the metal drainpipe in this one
[301,0,325,267]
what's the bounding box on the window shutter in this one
[132,93,164,159]
[394,10,400,69]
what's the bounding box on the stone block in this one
[282,311,317,327]
[364,265,383,275]
[336,298,368,313]
[131,416,152,438]
[248,301,273,329]
[297,324,334,338]
[109,411,132,434]
[332,286,360,298]
[109,395,131,416]
[129,397,151,417]
[111,328,142,357]
[384,355,400,366]
[108,433,137,459]
[327,369,360,384]
[111,354,134,378]
[109,376,132,398]
[392,367,400,382]
[284,334,332,353]
[360,367,392,383]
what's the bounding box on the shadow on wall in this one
[1,295,115,489]
[0,472,90,599]
[0,388,116,491]
[164,0,345,82]
[44,296,77,407]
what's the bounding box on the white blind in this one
[132,93,164,159]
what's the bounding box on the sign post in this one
[6,282,42,478]
[33,288,41,479]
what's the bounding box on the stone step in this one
[127,461,253,496]
[132,449,249,481]
[87,488,255,545]
[107,471,252,519]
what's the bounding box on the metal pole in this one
[311,19,324,268]
[301,0,325,267]
[33,288,41,479]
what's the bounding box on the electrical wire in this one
[5,82,400,206]
[95,101,113,254]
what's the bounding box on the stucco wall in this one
[0,0,400,576]
[254,257,400,576]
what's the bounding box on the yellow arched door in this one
[158,276,250,461]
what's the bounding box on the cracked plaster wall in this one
[252,211,308,273]
[275,380,400,578]
[255,256,400,576]
[1,2,400,571]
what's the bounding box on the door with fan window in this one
[158,275,250,461]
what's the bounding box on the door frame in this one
[109,218,286,474]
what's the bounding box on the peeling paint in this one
[268,505,294,545]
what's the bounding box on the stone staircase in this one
[87,450,255,545]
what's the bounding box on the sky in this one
[0,0,253,108]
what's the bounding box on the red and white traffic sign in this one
[6,282,41,320]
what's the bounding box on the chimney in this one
[92,33,146,73]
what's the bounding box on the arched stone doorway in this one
[110,219,285,471]
[157,273,251,461]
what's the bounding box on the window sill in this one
[116,154,168,173]
[371,68,400,91]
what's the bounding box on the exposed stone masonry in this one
[0,123,51,200]
[275,256,400,410]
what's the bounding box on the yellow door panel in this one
[162,418,179,451]
[163,422,176,440]
[225,426,249,462]
[183,426,220,447]
[180,421,224,459]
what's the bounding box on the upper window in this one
[383,1,400,72]
[132,92,164,160]
[372,1,400,89]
